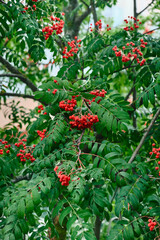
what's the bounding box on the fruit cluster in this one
[42,17,64,40]
[149,143,160,176]
[17,151,35,162]
[0,139,11,154]
[85,89,107,104]
[15,138,36,162]
[0,149,3,155]
[123,16,141,31]
[62,37,81,59]
[59,96,77,111]
[38,104,44,113]
[148,219,157,231]
[54,166,70,186]
[69,113,99,130]
[37,129,47,141]
[52,89,57,95]
[95,20,102,29]
[112,38,147,66]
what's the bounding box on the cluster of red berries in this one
[38,104,44,113]
[95,20,102,29]
[106,24,111,31]
[52,89,57,95]
[0,149,3,155]
[0,139,11,154]
[62,36,81,59]
[89,23,111,32]
[37,129,46,141]
[59,96,77,111]
[42,17,64,40]
[17,151,35,162]
[112,39,147,66]
[149,143,160,176]
[47,88,58,95]
[37,105,47,115]
[54,166,70,186]
[69,113,99,130]
[123,16,141,31]
[32,0,38,2]
[15,138,36,162]
[85,89,107,104]
[148,219,157,231]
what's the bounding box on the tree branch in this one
[11,173,32,183]
[0,92,35,100]
[133,0,137,19]
[143,27,160,35]
[80,0,89,8]
[125,86,134,101]
[75,7,91,25]
[128,107,160,164]
[94,216,101,240]
[0,56,38,92]
[137,0,155,16]
[90,0,98,30]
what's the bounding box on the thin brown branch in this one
[137,0,155,16]
[0,56,38,92]
[0,92,35,100]
[143,27,160,35]
[125,86,134,101]
[129,107,160,164]
[80,0,89,8]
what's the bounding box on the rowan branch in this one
[0,56,38,92]
[80,0,89,8]
[143,27,160,35]
[125,86,134,101]
[75,7,91,25]
[12,173,32,183]
[137,0,155,16]
[90,0,98,30]
[0,92,35,100]
[128,107,160,164]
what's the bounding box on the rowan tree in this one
[0,0,160,240]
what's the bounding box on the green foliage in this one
[0,0,160,239]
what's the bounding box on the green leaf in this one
[32,188,41,205]
[142,93,148,108]
[14,225,22,239]
[148,88,155,105]
[43,178,51,190]
[115,201,123,217]
[91,142,98,154]
[123,225,134,240]
[26,194,34,213]
[17,199,25,219]
[59,206,72,226]
[3,224,14,234]
[66,215,77,230]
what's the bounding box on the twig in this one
[125,86,134,101]
[129,108,160,164]
[137,0,155,16]
[0,92,35,100]
[80,0,89,8]
[143,27,160,35]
